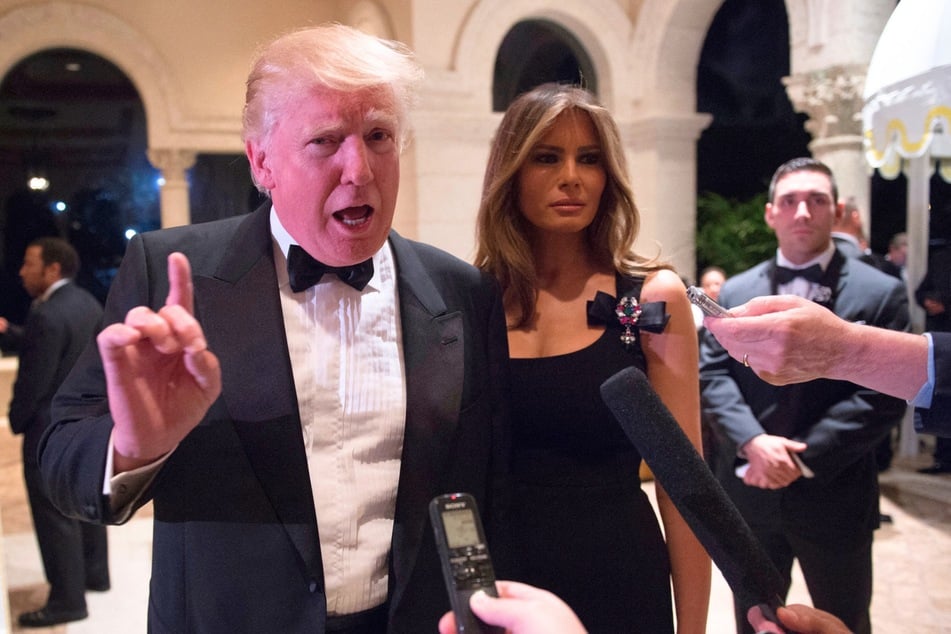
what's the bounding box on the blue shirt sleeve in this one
[911,332,935,408]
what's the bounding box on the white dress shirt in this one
[271,209,407,615]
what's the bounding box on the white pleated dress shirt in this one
[271,209,407,616]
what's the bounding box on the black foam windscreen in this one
[600,366,786,615]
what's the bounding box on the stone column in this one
[625,112,712,280]
[147,148,197,228]
[784,65,869,225]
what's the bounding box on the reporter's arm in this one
[704,295,927,400]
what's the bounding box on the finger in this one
[437,611,457,634]
[469,590,522,627]
[752,369,792,386]
[166,252,195,315]
[492,580,537,599]
[734,294,808,317]
[124,307,181,355]
[159,304,209,354]
[97,323,145,359]
[183,346,222,396]
[746,605,785,634]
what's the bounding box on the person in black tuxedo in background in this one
[831,196,903,280]
[700,158,909,634]
[831,196,904,476]
[915,214,951,474]
[40,24,509,633]
[1,237,109,628]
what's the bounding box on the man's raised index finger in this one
[165,252,194,314]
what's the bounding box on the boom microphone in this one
[600,366,788,631]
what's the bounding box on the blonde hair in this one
[242,23,423,161]
[474,83,666,328]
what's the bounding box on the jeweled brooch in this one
[615,296,642,346]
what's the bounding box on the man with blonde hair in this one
[41,24,509,633]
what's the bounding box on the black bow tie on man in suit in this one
[286,244,374,292]
[773,263,824,285]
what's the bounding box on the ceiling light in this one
[28,175,50,191]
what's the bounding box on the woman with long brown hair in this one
[476,83,710,633]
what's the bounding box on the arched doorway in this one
[0,48,157,314]
[492,19,597,112]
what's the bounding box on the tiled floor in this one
[1,419,950,632]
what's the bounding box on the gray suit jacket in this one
[9,282,102,466]
[42,205,510,633]
[700,250,908,541]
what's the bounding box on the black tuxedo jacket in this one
[9,282,102,466]
[41,205,510,633]
[700,251,909,541]
[917,332,951,437]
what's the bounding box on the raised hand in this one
[97,252,221,472]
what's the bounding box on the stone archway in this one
[0,45,153,311]
[492,19,598,111]
[0,3,178,150]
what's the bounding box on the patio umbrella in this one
[862,0,951,455]
[863,0,951,179]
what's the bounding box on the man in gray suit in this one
[2,237,108,628]
[699,158,908,634]
[41,24,509,633]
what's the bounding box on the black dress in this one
[504,277,674,633]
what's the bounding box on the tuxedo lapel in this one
[386,232,464,605]
[192,207,322,583]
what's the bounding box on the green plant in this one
[695,191,776,279]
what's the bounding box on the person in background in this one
[693,266,727,330]
[474,83,709,633]
[914,239,951,474]
[830,196,868,260]
[831,197,902,280]
[831,197,903,475]
[887,232,908,272]
[39,24,509,633]
[693,265,729,467]
[699,157,909,634]
[0,313,22,352]
[700,265,726,302]
[4,237,109,628]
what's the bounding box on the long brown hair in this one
[474,83,667,328]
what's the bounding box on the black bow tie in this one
[774,263,823,285]
[286,245,374,292]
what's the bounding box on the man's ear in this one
[764,203,775,229]
[246,140,273,190]
[833,200,845,223]
[45,260,63,281]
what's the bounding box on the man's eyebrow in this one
[364,107,398,129]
